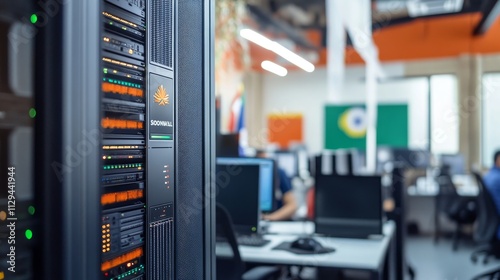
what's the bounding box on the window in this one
[482,73,500,167]
[430,75,459,154]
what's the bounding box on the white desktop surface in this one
[216,221,395,270]
[407,174,478,197]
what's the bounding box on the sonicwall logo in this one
[154,85,169,106]
[151,120,173,127]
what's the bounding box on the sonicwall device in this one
[100,0,175,279]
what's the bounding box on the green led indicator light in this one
[103,68,108,74]
[151,135,172,140]
[25,229,33,240]
[30,14,38,24]
[251,227,257,232]
[28,206,35,215]
[29,108,36,118]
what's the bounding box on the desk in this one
[407,174,479,197]
[406,175,478,234]
[216,221,396,280]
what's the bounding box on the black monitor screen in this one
[217,157,275,213]
[315,175,382,238]
[216,158,265,234]
[392,148,430,169]
[216,134,240,157]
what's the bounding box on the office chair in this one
[216,204,282,280]
[470,172,500,280]
[434,166,477,250]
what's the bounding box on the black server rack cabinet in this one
[99,0,176,279]
[0,2,38,279]
[98,0,215,280]
[0,0,214,279]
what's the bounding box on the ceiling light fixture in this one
[407,0,464,17]
[261,60,288,77]
[240,28,315,73]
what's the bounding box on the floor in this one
[406,236,500,280]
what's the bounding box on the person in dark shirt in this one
[256,151,297,221]
[484,150,500,238]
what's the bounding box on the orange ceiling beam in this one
[249,12,500,70]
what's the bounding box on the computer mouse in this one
[290,237,324,252]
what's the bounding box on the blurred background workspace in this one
[214,0,500,279]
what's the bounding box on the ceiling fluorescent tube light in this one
[261,61,288,77]
[240,28,315,73]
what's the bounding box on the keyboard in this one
[216,236,270,247]
[236,236,270,247]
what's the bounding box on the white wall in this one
[261,68,329,154]
[261,66,430,154]
[482,73,500,167]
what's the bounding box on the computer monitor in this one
[314,153,337,177]
[314,150,357,176]
[439,154,466,175]
[392,148,430,169]
[274,151,298,178]
[216,158,275,234]
[350,149,366,175]
[314,175,382,238]
[335,150,353,176]
[216,133,240,157]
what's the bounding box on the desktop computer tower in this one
[1,0,214,279]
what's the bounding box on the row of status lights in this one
[105,264,144,280]
[0,206,35,241]
[103,163,143,170]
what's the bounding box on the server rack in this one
[0,0,214,279]
[99,0,177,278]
[0,2,38,279]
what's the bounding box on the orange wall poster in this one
[267,113,303,148]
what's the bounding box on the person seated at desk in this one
[256,150,298,221]
[484,150,500,237]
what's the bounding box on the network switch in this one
[103,32,145,61]
[103,17,145,41]
[103,102,145,115]
[101,247,144,280]
[103,2,146,28]
[103,53,145,71]
[102,206,145,259]
[105,0,145,18]
[103,65,144,83]
[102,172,144,186]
